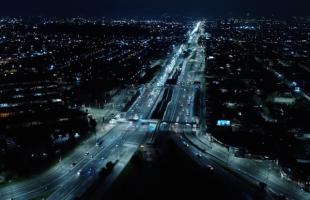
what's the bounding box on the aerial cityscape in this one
[0,0,309,200]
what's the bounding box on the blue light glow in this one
[217,120,231,126]
[148,123,157,132]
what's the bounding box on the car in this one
[183,141,189,147]
[207,165,214,171]
[87,168,94,176]
[196,153,202,158]
[85,152,90,156]
[71,162,77,166]
[96,140,103,146]
[77,169,82,176]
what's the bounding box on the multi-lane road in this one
[1,21,309,200]
[0,120,150,200]
[0,20,199,200]
[158,21,310,200]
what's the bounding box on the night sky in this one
[1,0,309,18]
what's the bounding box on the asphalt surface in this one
[158,21,310,200]
[0,21,197,200]
[1,21,309,200]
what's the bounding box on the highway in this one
[163,22,205,125]
[158,21,310,200]
[0,20,196,200]
[182,132,310,200]
[45,28,194,199]
[47,122,149,200]
[1,20,309,200]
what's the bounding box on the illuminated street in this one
[0,7,310,199]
